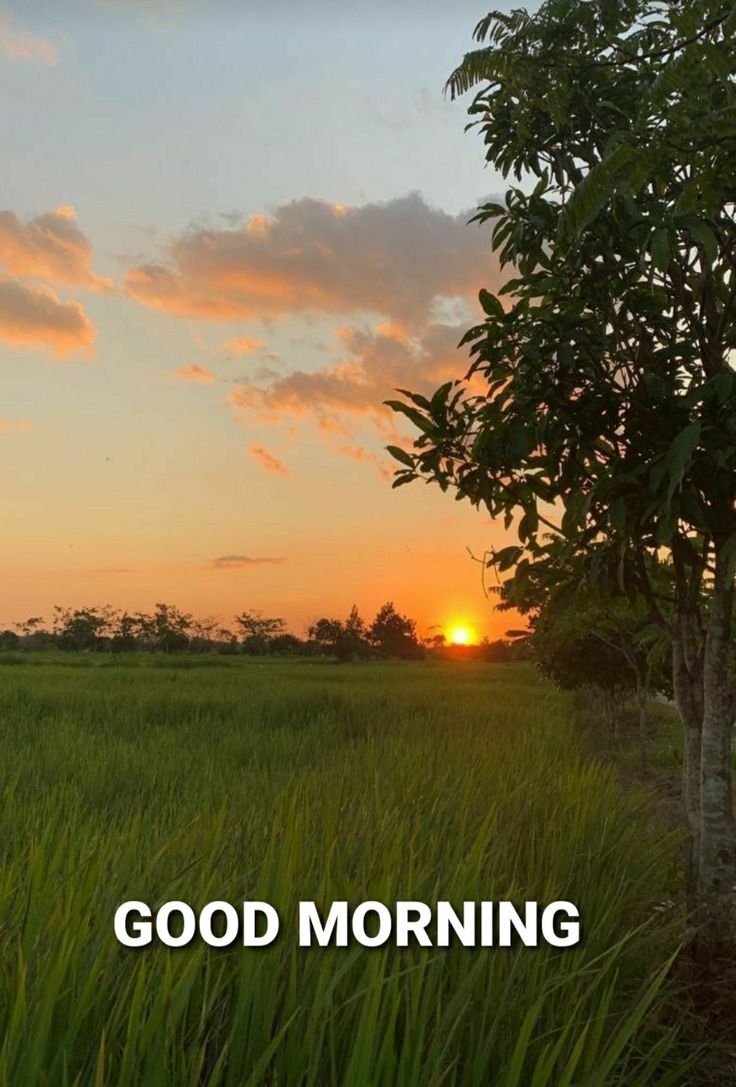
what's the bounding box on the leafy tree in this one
[138,603,192,653]
[110,610,140,653]
[235,610,286,654]
[269,632,305,656]
[369,602,424,660]
[533,609,631,719]
[480,637,518,664]
[188,615,223,653]
[0,629,19,651]
[341,605,370,657]
[308,617,344,651]
[216,633,241,655]
[308,607,371,662]
[53,606,116,651]
[532,600,668,769]
[390,1,736,948]
[15,616,54,650]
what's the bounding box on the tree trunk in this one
[610,695,619,740]
[594,688,619,737]
[672,609,703,912]
[697,555,736,951]
[637,689,648,775]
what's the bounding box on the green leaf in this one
[492,545,523,572]
[384,400,432,434]
[649,227,672,273]
[609,497,627,532]
[718,533,736,578]
[677,214,719,264]
[479,288,504,318]
[430,382,453,419]
[559,142,638,237]
[385,445,415,468]
[518,507,539,541]
[664,420,701,498]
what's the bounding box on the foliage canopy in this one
[389,0,736,946]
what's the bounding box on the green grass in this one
[0,657,691,1085]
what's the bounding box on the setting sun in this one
[448,625,474,646]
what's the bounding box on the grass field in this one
[0,656,691,1085]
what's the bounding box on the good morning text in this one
[114,899,581,949]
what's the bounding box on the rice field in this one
[0,656,689,1085]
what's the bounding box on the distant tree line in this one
[0,601,527,663]
[1,602,414,661]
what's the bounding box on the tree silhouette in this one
[139,604,193,653]
[369,602,424,660]
[53,606,116,651]
[235,611,286,655]
[389,0,736,950]
[308,606,370,662]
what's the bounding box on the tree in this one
[188,615,224,653]
[110,611,140,653]
[480,637,519,664]
[369,602,424,660]
[16,616,45,638]
[336,606,371,661]
[0,629,19,651]
[269,632,305,656]
[53,605,116,651]
[532,600,668,766]
[234,610,286,654]
[15,616,54,650]
[308,617,344,652]
[308,607,371,662]
[389,1,736,949]
[138,603,192,653]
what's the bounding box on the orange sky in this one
[0,2,525,641]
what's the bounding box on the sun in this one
[448,625,473,646]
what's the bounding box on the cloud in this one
[0,277,95,356]
[211,554,286,570]
[228,323,475,475]
[248,444,290,475]
[230,322,465,431]
[174,363,215,383]
[221,335,267,357]
[0,13,56,63]
[125,193,497,328]
[0,418,31,432]
[0,206,109,291]
[333,444,391,480]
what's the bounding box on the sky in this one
[0,0,527,641]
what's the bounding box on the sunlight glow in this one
[448,625,473,646]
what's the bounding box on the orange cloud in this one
[221,335,267,357]
[0,207,109,291]
[211,554,286,570]
[248,444,290,475]
[126,194,497,328]
[0,13,55,63]
[0,417,31,432]
[230,322,464,429]
[0,278,94,357]
[174,364,215,383]
[333,444,391,480]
